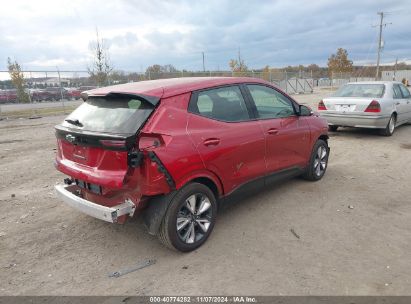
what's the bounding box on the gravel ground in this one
[1,89,411,295]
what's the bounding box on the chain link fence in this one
[0,69,375,119]
[316,72,375,87]
[0,70,90,119]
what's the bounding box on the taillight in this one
[364,100,381,113]
[99,139,126,148]
[318,100,327,110]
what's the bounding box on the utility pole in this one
[394,58,398,81]
[202,52,205,72]
[375,12,391,80]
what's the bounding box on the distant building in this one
[382,70,411,83]
[28,77,71,87]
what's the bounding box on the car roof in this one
[346,81,401,85]
[87,77,272,99]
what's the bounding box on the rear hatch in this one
[55,93,158,189]
[323,83,385,113]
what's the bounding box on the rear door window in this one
[62,95,154,135]
[190,86,250,122]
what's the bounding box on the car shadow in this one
[329,123,411,138]
[218,176,300,215]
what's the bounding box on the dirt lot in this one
[1,88,411,295]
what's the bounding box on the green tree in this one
[327,48,353,77]
[7,57,29,103]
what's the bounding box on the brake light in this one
[364,100,381,113]
[99,139,126,148]
[318,100,327,110]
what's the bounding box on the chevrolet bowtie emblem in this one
[65,134,76,143]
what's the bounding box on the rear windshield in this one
[334,84,385,98]
[62,95,154,135]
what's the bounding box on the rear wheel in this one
[302,139,329,181]
[158,183,217,252]
[380,114,396,136]
[328,125,339,132]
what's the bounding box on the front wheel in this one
[302,139,329,181]
[158,183,217,252]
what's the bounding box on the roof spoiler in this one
[81,91,160,106]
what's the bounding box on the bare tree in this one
[7,57,29,103]
[229,59,248,76]
[88,29,113,86]
[145,64,179,79]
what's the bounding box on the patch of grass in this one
[0,106,77,119]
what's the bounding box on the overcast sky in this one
[0,0,410,73]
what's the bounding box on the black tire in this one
[302,139,329,181]
[380,114,396,137]
[328,125,339,132]
[158,183,217,252]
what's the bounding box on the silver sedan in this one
[318,81,411,136]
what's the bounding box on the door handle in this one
[267,128,279,135]
[203,138,220,146]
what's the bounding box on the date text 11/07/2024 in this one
[149,296,257,303]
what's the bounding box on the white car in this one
[318,81,411,136]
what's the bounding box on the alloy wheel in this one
[313,146,328,177]
[176,193,213,244]
[388,116,395,134]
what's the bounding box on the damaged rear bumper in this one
[55,184,136,223]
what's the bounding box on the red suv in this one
[54,77,330,251]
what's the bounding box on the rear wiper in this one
[65,119,83,127]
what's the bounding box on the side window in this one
[247,85,295,119]
[197,94,213,117]
[190,86,250,122]
[393,85,403,99]
[399,84,411,98]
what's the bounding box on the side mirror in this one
[298,104,313,116]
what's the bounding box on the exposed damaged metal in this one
[148,151,176,190]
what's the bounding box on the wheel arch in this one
[190,176,220,199]
[143,172,223,236]
[318,134,329,144]
[176,171,224,198]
